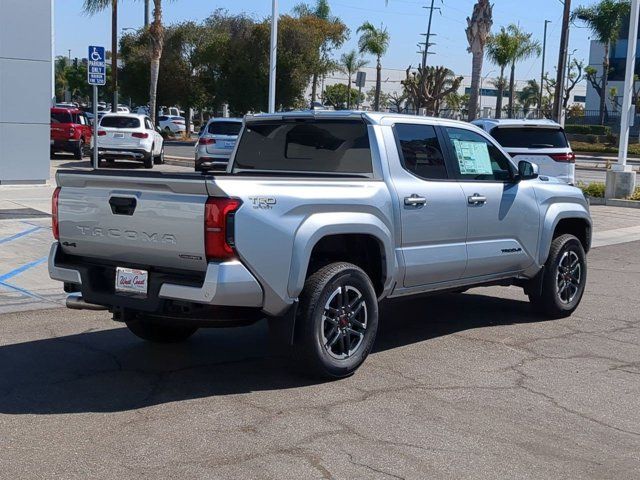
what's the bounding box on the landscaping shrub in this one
[630,187,640,201]
[586,134,599,144]
[577,181,605,198]
[564,124,611,135]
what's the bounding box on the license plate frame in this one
[224,141,235,149]
[115,267,148,296]
[114,132,125,139]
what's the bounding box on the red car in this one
[50,107,92,159]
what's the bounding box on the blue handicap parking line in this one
[0,256,48,283]
[0,226,42,245]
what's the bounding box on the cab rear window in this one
[208,121,242,136]
[100,116,140,129]
[233,120,372,176]
[51,112,72,124]
[490,127,568,149]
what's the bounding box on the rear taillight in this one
[52,187,61,240]
[132,132,149,138]
[550,152,576,163]
[200,138,216,145]
[204,197,241,261]
[98,130,107,136]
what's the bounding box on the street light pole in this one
[268,0,278,114]
[539,20,551,117]
[608,0,639,198]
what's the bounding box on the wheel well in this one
[307,234,386,295]
[553,218,591,253]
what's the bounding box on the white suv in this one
[195,118,243,171]
[97,114,164,169]
[472,119,575,184]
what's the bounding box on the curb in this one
[587,197,640,209]
[165,156,193,167]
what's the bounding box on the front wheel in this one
[125,318,197,343]
[528,234,587,318]
[294,262,378,379]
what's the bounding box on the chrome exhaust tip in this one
[66,294,107,311]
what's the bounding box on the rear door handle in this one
[404,194,427,206]
[467,194,487,205]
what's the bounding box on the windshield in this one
[233,120,373,176]
[51,111,72,124]
[490,127,568,149]
[208,121,242,136]
[100,116,141,129]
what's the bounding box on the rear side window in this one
[208,121,242,136]
[51,112,72,123]
[395,124,448,180]
[100,116,140,129]
[234,120,372,175]
[490,127,568,149]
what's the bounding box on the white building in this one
[311,66,586,114]
[0,0,53,184]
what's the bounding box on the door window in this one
[444,127,514,182]
[395,124,448,180]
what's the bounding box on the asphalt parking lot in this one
[0,155,639,479]
[0,241,639,479]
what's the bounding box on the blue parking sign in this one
[87,45,106,86]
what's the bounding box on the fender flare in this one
[287,212,396,299]
[539,204,592,265]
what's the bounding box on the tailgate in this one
[56,171,210,272]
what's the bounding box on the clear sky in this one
[54,0,596,82]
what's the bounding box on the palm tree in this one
[572,0,630,125]
[466,0,494,121]
[518,79,541,114]
[294,0,347,104]
[338,50,368,109]
[506,25,541,118]
[486,26,517,118]
[357,22,390,111]
[148,0,166,124]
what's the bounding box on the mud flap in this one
[267,300,299,349]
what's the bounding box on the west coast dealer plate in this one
[115,267,148,296]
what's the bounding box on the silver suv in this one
[194,117,243,171]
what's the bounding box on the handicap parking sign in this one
[87,46,106,86]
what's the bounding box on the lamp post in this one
[480,70,495,117]
[539,20,551,117]
[608,0,639,198]
[268,0,278,113]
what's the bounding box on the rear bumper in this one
[51,139,80,152]
[48,242,264,314]
[98,147,150,160]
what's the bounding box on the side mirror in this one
[517,160,539,180]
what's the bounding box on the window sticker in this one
[452,139,493,175]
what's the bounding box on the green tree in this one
[465,0,493,121]
[357,22,390,111]
[402,66,463,116]
[293,0,348,104]
[324,83,364,110]
[366,86,390,109]
[338,50,368,109]
[486,26,517,118]
[505,25,541,118]
[518,79,540,113]
[572,0,630,125]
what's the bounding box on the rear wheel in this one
[143,152,153,169]
[153,145,164,165]
[294,262,378,379]
[125,318,197,343]
[73,139,84,159]
[528,234,587,318]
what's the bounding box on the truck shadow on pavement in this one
[0,292,542,415]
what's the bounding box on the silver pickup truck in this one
[49,111,592,378]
